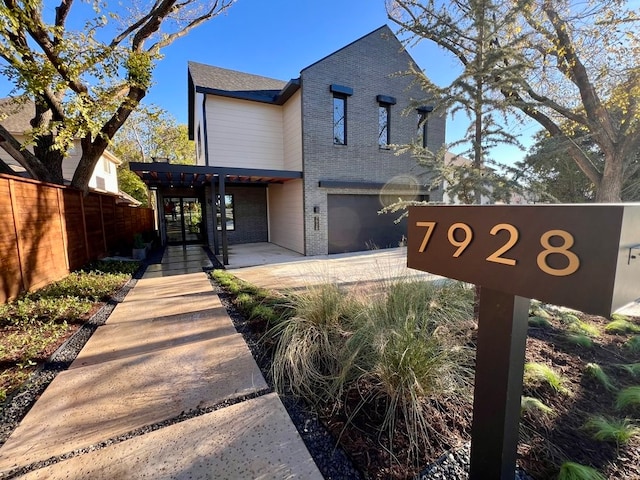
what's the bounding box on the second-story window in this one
[417,105,434,149]
[330,84,353,145]
[378,104,390,148]
[376,95,396,149]
[333,94,347,145]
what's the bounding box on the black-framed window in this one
[417,106,433,149]
[378,104,390,148]
[417,112,427,148]
[216,194,235,231]
[333,94,347,145]
[376,95,396,149]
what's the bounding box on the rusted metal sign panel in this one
[407,204,640,317]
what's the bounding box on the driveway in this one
[227,247,440,291]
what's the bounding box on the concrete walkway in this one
[0,245,322,479]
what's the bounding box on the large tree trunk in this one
[31,99,65,185]
[33,134,65,185]
[72,142,103,194]
[595,152,623,202]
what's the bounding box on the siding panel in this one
[267,180,304,254]
[206,96,284,170]
[283,90,302,171]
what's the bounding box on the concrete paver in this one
[18,393,323,480]
[0,330,266,473]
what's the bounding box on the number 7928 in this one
[415,221,580,277]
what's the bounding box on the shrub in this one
[583,415,640,445]
[616,386,640,410]
[565,333,593,348]
[605,319,640,335]
[618,363,640,378]
[521,396,554,417]
[524,362,570,395]
[529,316,551,328]
[585,363,616,392]
[557,462,605,480]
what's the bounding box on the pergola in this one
[129,162,302,264]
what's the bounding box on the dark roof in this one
[188,62,287,92]
[0,97,34,133]
[187,63,300,138]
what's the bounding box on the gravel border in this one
[418,443,534,480]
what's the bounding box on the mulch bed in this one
[217,275,640,480]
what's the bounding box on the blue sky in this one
[0,0,538,164]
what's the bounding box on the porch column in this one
[219,171,229,265]
[211,179,219,256]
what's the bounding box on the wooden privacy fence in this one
[0,174,154,303]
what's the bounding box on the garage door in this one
[327,194,408,254]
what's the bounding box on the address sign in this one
[407,204,640,317]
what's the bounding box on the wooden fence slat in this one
[7,178,26,293]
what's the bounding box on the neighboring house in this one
[0,97,121,195]
[131,25,446,261]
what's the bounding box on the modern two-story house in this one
[132,25,445,263]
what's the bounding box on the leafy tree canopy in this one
[0,0,233,192]
[110,105,195,165]
[517,128,640,203]
[388,0,640,202]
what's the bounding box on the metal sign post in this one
[407,204,640,480]
[471,288,529,480]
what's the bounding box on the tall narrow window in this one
[378,104,390,148]
[376,95,396,149]
[417,105,434,148]
[216,194,235,231]
[333,95,346,145]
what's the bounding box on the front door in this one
[164,197,205,245]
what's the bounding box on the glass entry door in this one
[164,197,204,244]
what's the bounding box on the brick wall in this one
[218,185,268,245]
[300,26,445,255]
